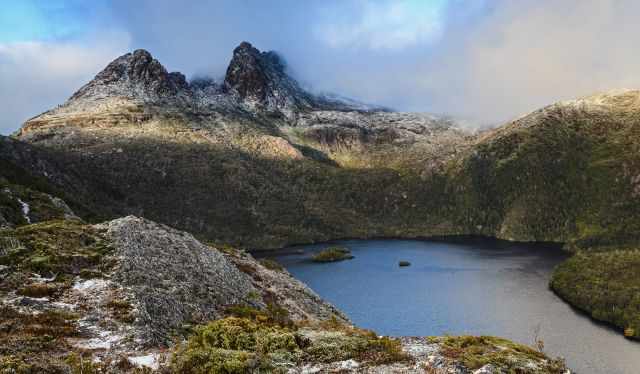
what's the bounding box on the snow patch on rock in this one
[338,359,360,370]
[76,328,124,350]
[17,198,30,223]
[128,353,160,370]
[73,278,109,293]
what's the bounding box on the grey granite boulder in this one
[103,216,260,345]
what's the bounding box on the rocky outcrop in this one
[291,110,467,151]
[70,49,189,103]
[223,250,347,322]
[0,216,348,370]
[102,216,260,345]
[22,42,451,130]
[223,41,318,116]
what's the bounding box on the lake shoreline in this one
[269,238,640,374]
[250,234,566,257]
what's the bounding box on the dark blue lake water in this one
[265,238,640,374]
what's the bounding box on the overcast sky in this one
[1,0,639,134]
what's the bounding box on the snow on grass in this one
[29,272,56,282]
[128,353,160,370]
[76,329,124,350]
[72,278,109,292]
[16,198,30,223]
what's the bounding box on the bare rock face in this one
[102,216,259,346]
[22,41,458,132]
[224,41,317,115]
[224,42,275,102]
[70,49,189,103]
[223,251,347,322]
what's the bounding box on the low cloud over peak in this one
[2,0,640,133]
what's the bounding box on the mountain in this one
[453,90,640,247]
[3,41,640,349]
[450,90,640,339]
[70,49,190,103]
[14,42,640,250]
[223,41,318,114]
[17,42,471,248]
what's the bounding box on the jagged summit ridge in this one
[223,41,316,113]
[23,41,462,142]
[224,41,286,100]
[71,49,189,103]
[61,42,382,117]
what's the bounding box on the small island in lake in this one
[312,246,355,263]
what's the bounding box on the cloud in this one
[3,0,640,133]
[314,0,446,50]
[422,0,640,125]
[0,31,130,134]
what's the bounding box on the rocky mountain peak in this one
[70,49,189,102]
[225,42,287,97]
[223,41,315,113]
[33,42,383,124]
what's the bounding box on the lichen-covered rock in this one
[103,216,260,346]
[223,250,347,322]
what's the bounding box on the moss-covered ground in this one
[0,220,119,373]
[430,335,567,373]
[0,220,111,291]
[171,307,409,373]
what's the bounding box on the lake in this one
[264,238,640,374]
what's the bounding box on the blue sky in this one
[0,0,109,43]
[1,0,639,134]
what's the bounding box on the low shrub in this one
[106,299,135,323]
[170,317,300,373]
[0,220,110,278]
[171,346,258,374]
[17,283,59,298]
[303,319,409,365]
[433,335,567,373]
[172,313,409,373]
[226,303,292,327]
[259,258,285,272]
